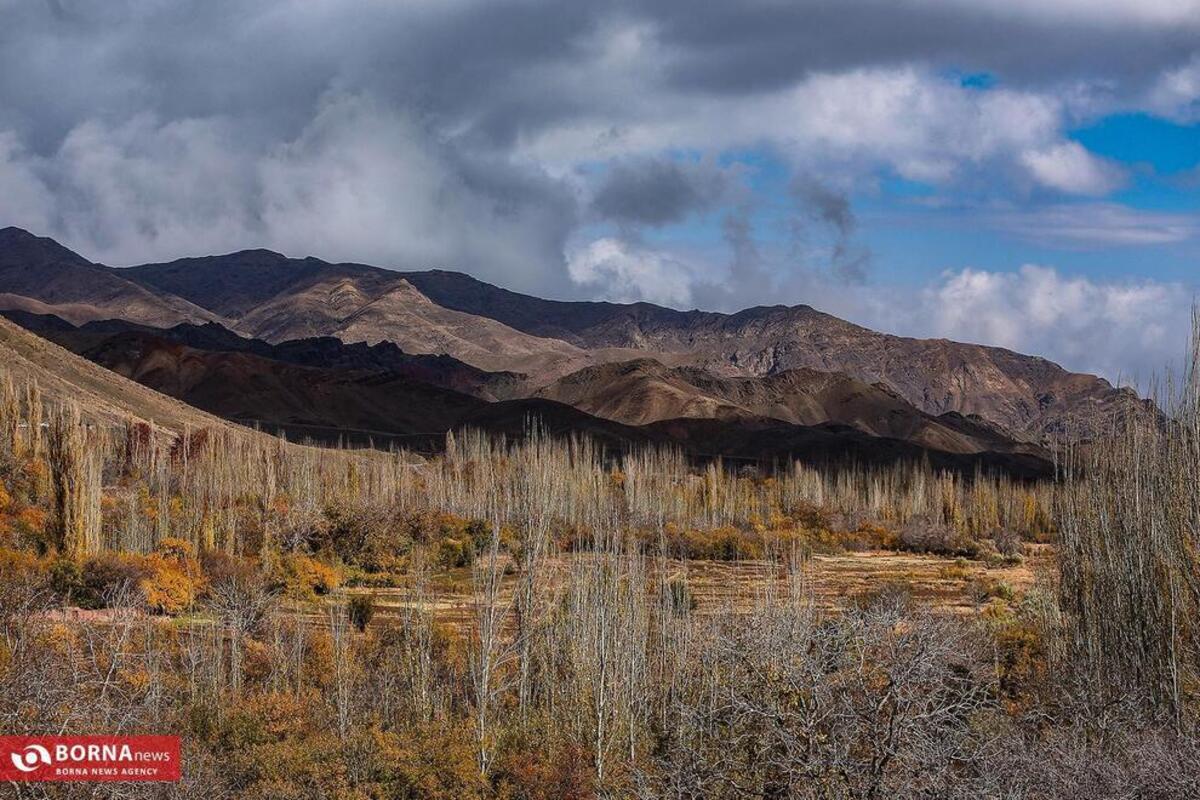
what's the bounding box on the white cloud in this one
[567,237,697,306]
[816,265,1192,385]
[1020,141,1126,195]
[526,64,1097,195]
[50,115,261,264]
[258,93,574,289]
[0,132,54,233]
[0,115,263,265]
[0,94,578,292]
[786,68,1064,181]
[564,234,1191,382]
[1148,55,1200,122]
[905,264,1189,382]
[986,203,1200,247]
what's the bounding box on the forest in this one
[0,363,1196,799]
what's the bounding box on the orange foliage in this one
[0,546,43,584]
[74,546,203,615]
[139,553,202,615]
[14,506,46,534]
[138,538,204,615]
[276,554,342,601]
[496,738,595,800]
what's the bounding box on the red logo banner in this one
[0,736,181,782]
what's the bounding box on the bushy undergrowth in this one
[1,364,1195,798]
[0,543,1195,800]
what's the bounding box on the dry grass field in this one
[353,546,1049,631]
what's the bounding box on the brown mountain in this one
[402,270,1134,438]
[535,358,1042,457]
[123,249,594,377]
[0,306,1054,476]
[0,313,237,435]
[239,274,592,377]
[0,228,220,329]
[79,330,487,446]
[4,312,524,402]
[0,227,1132,448]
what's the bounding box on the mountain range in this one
[0,226,1141,475]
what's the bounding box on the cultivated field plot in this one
[355,547,1047,628]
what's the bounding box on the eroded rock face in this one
[402,270,1135,439]
[0,226,1140,445]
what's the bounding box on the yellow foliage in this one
[0,546,41,584]
[156,537,196,561]
[277,555,342,601]
[14,506,46,536]
[375,723,490,800]
[139,553,202,615]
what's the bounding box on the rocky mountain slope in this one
[0,313,236,435]
[7,312,524,402]
[0,226,1135,465]
[535,359,1040,457]
[82,331,487,446]
[0,228,220,329]
[402,270,1134,437]
[123,250,595,377]
[0,309,1052,474]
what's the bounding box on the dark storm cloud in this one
[3,1,1194,155]
[634,0,1200,95]
[791,177,871,283]
[591,159,727,227]
[793,178,856,237]
[0,0,1196,304]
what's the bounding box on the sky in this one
[1,0,1199,383]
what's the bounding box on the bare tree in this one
[328,599,355,739]
[206,570,277,696]
[468,522,515,777]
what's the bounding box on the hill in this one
[402,270,1134,437]
[0,227,1130,468]
[0,227,1132,438]
[0,313,237,435]
[535,358,1042,457]
[0,227,220,329]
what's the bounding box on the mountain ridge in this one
[0,227,1138,447]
